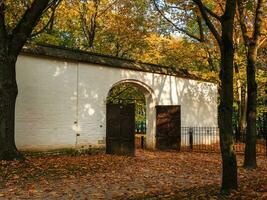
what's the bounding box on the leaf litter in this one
[0,150,266,199]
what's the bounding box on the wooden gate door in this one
[156,105,181,150]
[106,104,135,156]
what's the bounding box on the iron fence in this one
[181,127,267,156]
[135,121,146,134]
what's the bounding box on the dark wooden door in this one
[156,105,181,150]
[106,104,135,156]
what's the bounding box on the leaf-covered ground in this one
[0,150,266,199]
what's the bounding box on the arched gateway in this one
[106,80,156,155]
[15,45,218,153]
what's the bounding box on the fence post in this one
[189,127,193,150]
[141,136,145,149]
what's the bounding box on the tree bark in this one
[218,3,238,191]
[237,0,265,169]
[0,49,22,160]
[244,43,258,168]
[219,43,238,191]
[0,0,53,160]
[192,0,237,192]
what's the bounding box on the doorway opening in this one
[106,82,147,155]
[106,79,156,154]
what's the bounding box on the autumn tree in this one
[0,0,60,160]
[190,0,238,191]
[153,0,238,191]
[64,0,119,50]
[79,0,100,49]
[96,0,154,58]
[237,0,266,169]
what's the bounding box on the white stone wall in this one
[15,54,218,151]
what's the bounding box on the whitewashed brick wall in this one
[15,55,218,151]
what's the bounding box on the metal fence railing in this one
[135,121,146,134]
[134,126,266,155]
[181,127,267,156]
[181,127,220,152]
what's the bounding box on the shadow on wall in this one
[77,67,158,149]
[15,58,78,151]
[15,56,218,151]
[149,73,217,126]
[175,78,217,127]
[75,64,217,149]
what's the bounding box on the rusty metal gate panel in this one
[156,105,181,150]
[106,104,135,156]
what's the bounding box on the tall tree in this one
[233,23,247,142]
[153,0,238,192]
[0,0,58,160]
[237,0,266,169]
[193,0,238,192]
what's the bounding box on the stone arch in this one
[106,79,157,149]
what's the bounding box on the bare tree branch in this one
[9,0,56,55]
[196,10,204,41]
[30,1,60,37]
[236,0,250,46]
[237,0,265,50]
[41,0,61,16]
[217,1,225,13]
[79,0,99,48]
[193,0,221,45]
[258,37,267,49]
[153,0,204,42]
[98,0,119,17]
[204,6,222,21]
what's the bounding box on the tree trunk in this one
[192,0,237,192]
[219,44,238,192]
[218,14,238,191]
[244,43,257,168]
[0,51,22,160]
[0,0,52,161]
[237,83,247,141]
